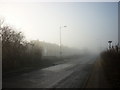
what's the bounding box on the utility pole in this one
[59,26,67,58]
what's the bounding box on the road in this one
[3,55,97,88]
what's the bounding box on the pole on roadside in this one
[59,26,67,59]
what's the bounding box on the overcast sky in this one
[0,1,118,52]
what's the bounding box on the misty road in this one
[3,55,97,88]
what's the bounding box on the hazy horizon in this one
[0,2,118,53]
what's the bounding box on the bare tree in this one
[1,19,42,72]
[1,20,26,70]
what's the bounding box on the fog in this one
[1,1,120,89]
[0,2,118,54]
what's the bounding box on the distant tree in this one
[29,40,43,60]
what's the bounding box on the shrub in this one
[0,19,42,72]
[101,44,120,88]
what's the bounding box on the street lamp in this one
[59,26,67,58]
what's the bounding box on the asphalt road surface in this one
[3,55,97,88]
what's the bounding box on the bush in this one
[1,19,42,72]
[101,45,120,88]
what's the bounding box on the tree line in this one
[0,19,43,72]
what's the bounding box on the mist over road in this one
[3,55,97,88]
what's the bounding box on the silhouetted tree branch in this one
[1,19,42,72]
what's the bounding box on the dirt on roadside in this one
[85,58,111,88]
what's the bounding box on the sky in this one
[0,1,118,52]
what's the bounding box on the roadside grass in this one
[101,45,120,88]
[3,56,62,78]
[3,55,84,78]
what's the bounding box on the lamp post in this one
[59,26,67,58]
